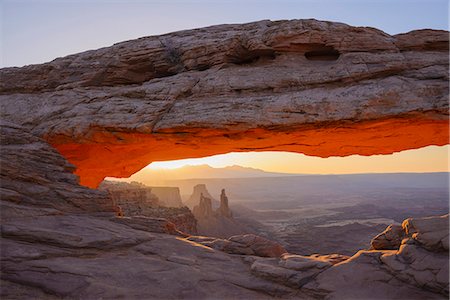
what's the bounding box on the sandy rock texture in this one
[0,19,448,187]
[0,19,449,299]
[0,122,113,215]
[1,124,448,299]
[188,234,287,257]
[249,215,449,299]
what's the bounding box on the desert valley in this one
[107,166,449,256]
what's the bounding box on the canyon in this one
[0,19,449,299]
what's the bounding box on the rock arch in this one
[0,19,448,188]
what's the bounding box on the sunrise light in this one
[145,145,449,174]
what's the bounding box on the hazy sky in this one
[1,0,448,173]
[1,0,448,67]
[147,146,449,174]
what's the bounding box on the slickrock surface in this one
[0,20,449,299]
[188,234,287,257]
[1,19,447,187]
[1,122,448,299]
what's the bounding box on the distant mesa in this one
[101,181,183,208]
[99,181,197,234]
[149,186,183,208]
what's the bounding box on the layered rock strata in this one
[100,181,197,234]
[149,186,183,207]
[1,123,448,299]
[0,19,449,299]
[0,20,447,187]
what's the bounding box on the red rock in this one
[0,20,447,188]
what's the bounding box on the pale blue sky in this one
[1,0,448,67]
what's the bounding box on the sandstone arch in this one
[0,19,448,188]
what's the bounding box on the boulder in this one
[371,224,405,250]
[402,214,449,251]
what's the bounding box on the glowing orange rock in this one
[0,20,447,188]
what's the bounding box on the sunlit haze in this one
[146,145,449,174]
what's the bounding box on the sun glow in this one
[145,145,449,174]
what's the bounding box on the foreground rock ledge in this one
[1,117,448,299]
[1,19,448,187]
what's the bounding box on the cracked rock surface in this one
[0,19,449,299]
[1,123,448,299]
[0,19,448,187]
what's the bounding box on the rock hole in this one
[305,46,340,61]
[227,48,276,65]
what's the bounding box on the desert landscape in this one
[0,8,449,300]
[110,169,449,255]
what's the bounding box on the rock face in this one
[99,181,197,234]
[188,234,287,258]
[0,19,449,299]
[99,181,160,214]
[0,20,447,187]
[192,193,214,219]
[191,187,253,238]
[149,186,183,207]
[186,184,217,209]
[402,214,449,251]
[0,124,448,299]
[148,206,197,235]
[0,122,114,216]
[303,214,449,298]
[218,189,233,218]
[371,224,405,250]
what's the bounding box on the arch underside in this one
[0,20,448,188]
[51,115,448,188]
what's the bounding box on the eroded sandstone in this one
[0,19,449,299]
[0,19,448,187]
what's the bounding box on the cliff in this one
[99,181,160,214]
[186,184,218,209]
[149,186,183,207]
[99,181,196,234]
